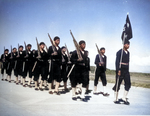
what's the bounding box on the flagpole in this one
[115,32,126,101]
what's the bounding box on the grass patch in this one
[90,66,150,88]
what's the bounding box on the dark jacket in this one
[116,49,130,71]
[95,54,107,72]
[70,50,89,70]
[48,46,62,65]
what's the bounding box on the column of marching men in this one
[0,36,131,104]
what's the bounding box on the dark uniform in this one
[23,50,33,79]
[66,52,73,82]
[7,53,13,77]
[33,50,48,82]
[70,50,89,88]
[12,52,18,78]
[16,51,26,78]
[112,49,131,92]
[61,53,68,83]
[94,54,107,86]
[47,46,62,83]
[32,50,36,77]
[1,53,9,80]
[85,56,90,87]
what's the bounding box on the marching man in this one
[112,14,132,105]
[93,47,109,96]
[112,40,131,105]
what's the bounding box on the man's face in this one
[100,49,105,54]
[80,43,86,50]
[5,51,8,54]
[54,39,60,46]
[124,44,130,50]
[32,50,35,54]
[27,46,31,50]
[13,48,17,53]
[40,44,45,49]
[19,47,23,51]
[62,48,66,53]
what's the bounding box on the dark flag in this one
[121,14,133,41]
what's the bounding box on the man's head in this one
[100,47,105,55]
[13,48,17,53]
[5,49,9,54]
[54,36,60,46]
[27,44,32,50]
[79,40,86,50]
[39,42,45,50]
[124,40,130,50]
[19,45,23,51]
[61,46,66,53]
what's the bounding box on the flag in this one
[121,14,133,41]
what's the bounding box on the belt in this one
[121,62,129,65]
[78,63,85,66]
[52,59,60,62]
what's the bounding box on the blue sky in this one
[0,0,150,73]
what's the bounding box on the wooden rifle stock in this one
[70,30,83,60]
[10,45,13,59]
[95,44,103,64]
[36,37,41,58]
[3,46,5,62]
[48,33,56,52]
[65,43,71,62]
[24,41,28,57]
[17,43,20,57]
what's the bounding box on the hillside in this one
[90,66,150,88]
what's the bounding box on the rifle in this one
[45,44,48,53]
[32,37,41,72]
[65,43,71,62]
[95,44,104,65]
[36,37,41,59]
[17,43,20,57]
[10,45,13,59]
[1,47,5,68]
[24,41,28,57]
[67,30,83,78]
[48,33,57,52]
[2,46,5,62]
[70,30,83,60]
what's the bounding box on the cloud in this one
[131,55,150,66]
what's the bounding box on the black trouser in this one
[1,62,8,75]
[85,70,89,85]
[7,62,13,76]
[70,65,88,88]
[17,60,24,76]
[22,62,33,78]
[13,60,18,77]
[66,64,72,82]
[112,68,131,92]
[69,65,76,87]
[61,64,68,83]
[94,68,107,86]
[48,61,61,83]
[34,61,47,81]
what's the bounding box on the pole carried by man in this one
[112,13,133,105]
